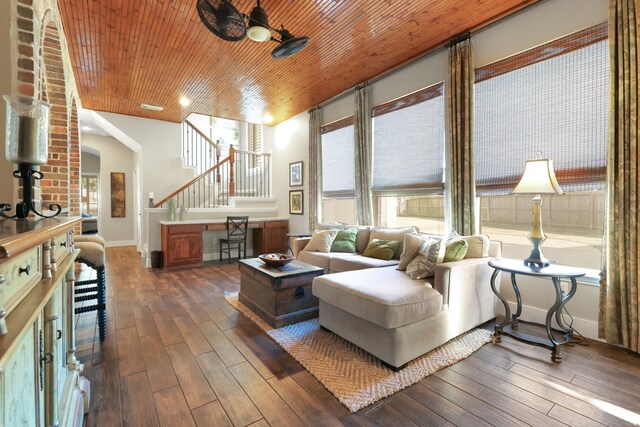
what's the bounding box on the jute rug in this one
[224,292,491,412]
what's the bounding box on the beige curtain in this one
[446,38,477,235]
[599,0,639,352]
[308,107,322,232]
[354,84,373,225]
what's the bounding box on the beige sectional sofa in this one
[293,225,501,369]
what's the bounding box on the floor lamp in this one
[512,159,563,268]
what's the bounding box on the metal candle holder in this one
[0,95,61,219]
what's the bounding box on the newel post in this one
[229,144,236,197]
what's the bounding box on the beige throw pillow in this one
[406,238,442,280]
[304,229,338,253]
[398,233,430,271]
[462,234,490,258]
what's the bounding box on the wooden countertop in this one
[0,216,82,259]
[159,217,288,226]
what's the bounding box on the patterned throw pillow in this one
[406,238,442,280]
[331,229,358,253]
[362,239,401,260]
[304,229,338,253]
[398,233,430,271]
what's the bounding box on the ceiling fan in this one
[196,0,311,59]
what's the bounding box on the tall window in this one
[81,175,99,216]
[321,117,356,224]
[372,83,446,233]
[247,123,263,167]
[474,23,608,271]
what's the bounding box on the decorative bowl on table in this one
[258,253,295,267]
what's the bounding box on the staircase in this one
[154,120,272,209]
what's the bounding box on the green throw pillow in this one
[331,229,358,253]
[363,239,400,261]
[444,239,469,262]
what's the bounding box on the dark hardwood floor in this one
[76,246,640,427]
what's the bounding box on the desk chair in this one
[219,216,249,263]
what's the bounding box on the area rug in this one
[224,292,492,412]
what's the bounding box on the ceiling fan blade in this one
[197,0,247,42]
[271,36,310,59]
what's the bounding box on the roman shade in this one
[474,23,609,196]
[321,117,356,198]
[372,84,445,196]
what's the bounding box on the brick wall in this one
[12,0,81,222]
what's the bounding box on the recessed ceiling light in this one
[262,113,273,124]
[140,103,164,111]
[82,126,92,131]
[179,97,191,106]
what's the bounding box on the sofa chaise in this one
[293,226,501,369]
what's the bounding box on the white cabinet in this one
[0,217,88,427]
[0,317,42,427]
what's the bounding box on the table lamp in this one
[0,95,61,219]
[511,159,563,267]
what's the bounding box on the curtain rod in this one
[312,0,544,111]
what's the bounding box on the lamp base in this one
[524,238,550,268]
[0,165,62,220]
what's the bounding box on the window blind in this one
[372,83,445,196]
[321,117,355,198]
[474,24,608,196]
[247,123,262,167]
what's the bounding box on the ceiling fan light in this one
[247,25,271,42]
[247,2,271,42]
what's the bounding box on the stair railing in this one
[233,150,271,198]
[182,120,225,174]
[154,153,233,209]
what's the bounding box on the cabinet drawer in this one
[54,231,71,264]
[0,246,42,315]
[168,224,204,235]
[264,220,288,229]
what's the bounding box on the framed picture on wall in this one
[110,172,126,217]
[289,161,303,186]
[289,190,303,215]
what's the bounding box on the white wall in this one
[474,0,608,68]
[95,112,194,203]
[81,151,100,174]
[81,133,136,245]
[263,112,310,233]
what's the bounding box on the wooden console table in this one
[488,258,585,362]
[0,216,88,426]
[160,218,288,268]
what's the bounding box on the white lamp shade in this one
[247,25,271,42]
[512,159,563,195]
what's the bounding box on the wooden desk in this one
[160,219,289,268]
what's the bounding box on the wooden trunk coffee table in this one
[238,258,324,328]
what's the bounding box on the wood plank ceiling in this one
[58,0,535,125]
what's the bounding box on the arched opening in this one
[39,16,70,213]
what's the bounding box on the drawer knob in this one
[19,265,31,276]
[295,287,305,299]
[60,241,67,247]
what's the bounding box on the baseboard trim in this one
[497,301,600,341]
[105,240,136,248]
